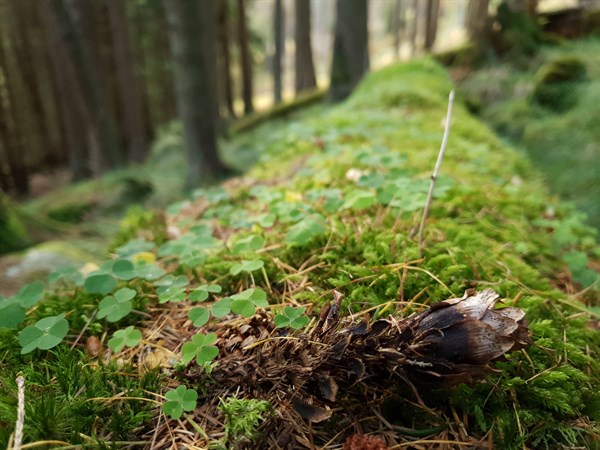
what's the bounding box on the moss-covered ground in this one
[0,58,598,449]
[456,37,600,231]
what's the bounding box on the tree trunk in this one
[41,0,92,181]
[236,0,253,114]
[294,0,317,94]
[391,0,401,60]
[163,0,230,188]
[409,0,419,57]
[273,0,284,104]
[107,0,148,164]
[424,0,440,52]
[466,0,490,58]
[54,0,124,170]
[328,0,369,103]
[218,0,236,118]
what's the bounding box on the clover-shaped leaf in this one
[158,287,186,304]
[284,215,326,245]
[19,315,69,354]
[342,189,377,210]
[163,385,198,420]
[230,259,264,275]
[231,234,265,255]
[181,332,218,365]
[108,326,142,352]
[112,259,136,280]
[230,288,268,318]
[155,275,189,294]
[97,287,136,322]
[133,261,165,280]
[15,281,45,307]
[84,272,117,295]
[0,298,26,328]
[188,307,210,327]
[189,284,222,302]
[274,306,309,329]
[211,297,233,318]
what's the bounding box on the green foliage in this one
[181,333,219,365]
[18,315,69,354]
[108,325,142,353]
[219,397,272,444]
[533,56,587,111]
[0,191,30,254]
[163,385,198,420]
[84,272,117,295]
[97,288,136,322]
[230,259,264,275]
[274,306,309,329]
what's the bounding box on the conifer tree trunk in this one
[108,0,148,163]
[218,0,236,118]
[329,0,369,102]
[164,0,229,188]
[424,0,440,51]
[236,0,253,114]
[54,0,124,170]
[466,0,490,59]
[273,0,284,104]
[294,0,317,94]
[41,0,91,181]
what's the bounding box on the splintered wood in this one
[151,289,530,449]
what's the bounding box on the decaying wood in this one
[178,289,529,448]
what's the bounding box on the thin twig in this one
[417,90,455,255]
[14,376,25,450]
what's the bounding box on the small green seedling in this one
[230,289,268,318]
[231,234,265,255]
[112,259,136,280]
[229,259,264,275]
[97,287,136,322]
[108,325,142,352]
[19,314,69,354]
[274,306,309,329]
[181,332,219,365]
[163,385,198,419]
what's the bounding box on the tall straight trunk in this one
[0,33,29,194]
[294,0,317,94]
[218,0,236,118]
[328,0,369,103]
[164,0,229,188]
[41,1,91,181]
[236,0,253,114]
[272,0,283,104]
[108,0,148,163]
[424,0,440,51]
[409,0,419,57]
[54,0,124,170]
[466,0,490,58]
[391,0,401,60]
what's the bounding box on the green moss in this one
[533,56,587,111]
[0,191,30,254]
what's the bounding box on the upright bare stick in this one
[418,90,455,255]
[14,376,25,450]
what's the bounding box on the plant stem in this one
[418,90,455,255]
[14,376,25,450]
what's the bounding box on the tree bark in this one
[163,0,230,188]
[466,0,490,58]
[273,0,284,104]
[54,0,124,170]
[424,0,440,52]
[409,0,419,57]
[218,0,236,118]
[328,0,369,103]
[236,0,253,114]
[107,0,148,163]
[294,0,317,94]
[41,0,92,181]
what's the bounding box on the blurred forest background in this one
[0,0,598,258]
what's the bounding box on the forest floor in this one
[0,43,599,449]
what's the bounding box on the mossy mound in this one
[0,59,598,449]
[457,38,600,230]
[533,56,587,111]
